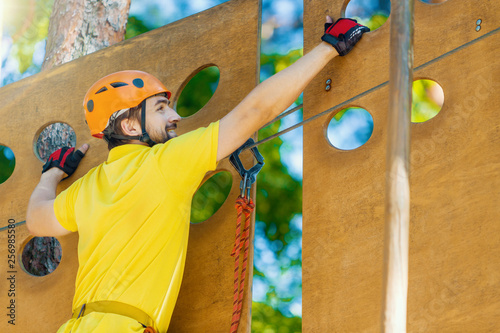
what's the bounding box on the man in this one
[26,16,369,333]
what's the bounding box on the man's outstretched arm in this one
[26,144,88,236]
[217,16,369,161]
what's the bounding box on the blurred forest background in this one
[0,0,443,331]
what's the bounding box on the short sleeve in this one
[53,178,83,232]
[153,121,219,191]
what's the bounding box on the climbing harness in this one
[71,300,157,333]
[229,138,264,333]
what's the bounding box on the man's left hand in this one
[42,144,89,180]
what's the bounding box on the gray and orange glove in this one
[42,146,85,180]
[322,18,370,56]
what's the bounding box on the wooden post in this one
[381,0,414,332]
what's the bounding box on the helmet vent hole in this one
[96,87,108,94]
[132,78,144,88]
[110,82,129,88]
[87,100,94,112]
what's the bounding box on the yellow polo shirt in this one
[54,122,219,333]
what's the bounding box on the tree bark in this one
[27,0,131,277]
[42,0,131,70]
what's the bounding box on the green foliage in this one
[252,301,301,333]
[175,66,220,118]
[4,0,53,73]
[360,13,388,31]
[257,50,303,253]
[261,49,303,77]
[256,122,302,250]
[125,16,151,39]
[411,79,443,122]
[191,171,232,223]
[0,146,15,184]
[333,108,348,121]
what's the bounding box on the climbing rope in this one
[230,195,255,333]
[229,138,264,332]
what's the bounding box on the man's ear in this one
[120,117,141,136]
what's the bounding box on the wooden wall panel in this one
[303,0,499,332]
[0,0,261,332]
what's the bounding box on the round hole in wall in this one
[191,171,233,224]
[35,122,77,163]
[327,107,374,150]
[0,145,15,184]
[343,0,391,31]
[411,79,444,123]
[175,65,220,118]
[21,236,62,276]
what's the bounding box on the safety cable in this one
[260,104,303,129]
[245,25,500,151]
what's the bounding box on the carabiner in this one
[229,138,264,199]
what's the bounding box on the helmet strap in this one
[103,99,157,147]
[138,99,157,147]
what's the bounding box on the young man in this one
[27,17,369,333]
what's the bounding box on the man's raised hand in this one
[321,16,370,56]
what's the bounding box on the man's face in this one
[144,95,181,144]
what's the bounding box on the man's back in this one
[55,122,219,332]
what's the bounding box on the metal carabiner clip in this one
[229,138,265,199]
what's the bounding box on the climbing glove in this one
[321,18,370,56]
[42,147,85,180]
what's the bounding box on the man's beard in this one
[147,124,177,144]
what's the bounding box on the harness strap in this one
[72,300,157,332]
[230,196,255,333]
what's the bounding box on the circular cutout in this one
[343,0,391,31]
[191,171,232,224]
[21,237,62,276]
[411,79,444,123]
[176,66,220,118]
[327,107,374,150]
[35,123,77,163]
[0,145,16,184]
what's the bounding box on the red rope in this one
[230,196,254,333]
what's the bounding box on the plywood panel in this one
[303,0,499,332]
[0,0,261,332]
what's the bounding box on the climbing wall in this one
[303,0,499,332]
[0,0,261,332]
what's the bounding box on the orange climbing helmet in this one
[83,70,172,139]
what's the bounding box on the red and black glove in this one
[42,147,85,180]
[321,18,370,56]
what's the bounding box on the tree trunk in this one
[27,0,130,277]
[42,0,131,70]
